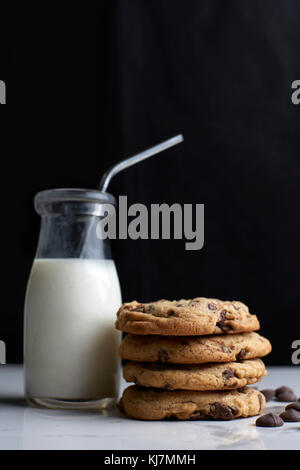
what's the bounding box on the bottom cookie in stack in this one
[119,385,266,421]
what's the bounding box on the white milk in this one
[24,258,122,400]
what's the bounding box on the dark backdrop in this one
[1,1,300,365]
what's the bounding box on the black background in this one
[1,1,300,365]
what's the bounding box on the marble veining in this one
[0,365,299,450]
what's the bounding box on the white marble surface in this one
[0,365,299,450]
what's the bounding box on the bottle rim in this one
[34,188,116,210]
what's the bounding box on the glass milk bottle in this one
[24,188,122,410]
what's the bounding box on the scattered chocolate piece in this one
[256,413,284,427]
[261,389,275,401]
[276,390,298,402]
[286,402,300,412]
[275,386,297,402]
[210,402,237,420]
[275,386,294,396]
[280,408,300,422]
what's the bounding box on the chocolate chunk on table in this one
[286,402,300,412]
[261,389,275,401]
[256,413,284,427]
[280,408,300,422]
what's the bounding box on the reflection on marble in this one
[0,366,299,450]
[207,422,265,450]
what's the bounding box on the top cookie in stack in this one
[116,297,271,421]
[116,297,260,336]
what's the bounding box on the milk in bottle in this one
[24,258,121,400]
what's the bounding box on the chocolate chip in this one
[210,402,237,420]
[216,310,231,333]
[146,305,155,313]
[275,386,297,402]
[217,323,231,333]
[261,389,275,402]
[164,383,173,390]
[277,391,298,402]
[280,408,300,422]
[258,394,264,412]
[157,349,169,363]
[223,369,234,380]
[168,309,177,317]
[286,402,300,412]
[132,305,146,312]
[275,386,294,396]
[219,310,227,321]
[236,349,246,360]
[256,413,284,427]
[190,411,209,420]
[208,303,216,310]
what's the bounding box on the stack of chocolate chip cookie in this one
[115,297,271,421]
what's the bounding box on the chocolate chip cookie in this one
[123,358,267,391]
[115,298,260,336]
[119,332,271,364]
[119,385,266,420]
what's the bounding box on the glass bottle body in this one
[24,189,121,410]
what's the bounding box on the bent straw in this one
[99,134,184,192]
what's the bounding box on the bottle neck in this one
[33,189,115,260]
[36,210,112,260]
